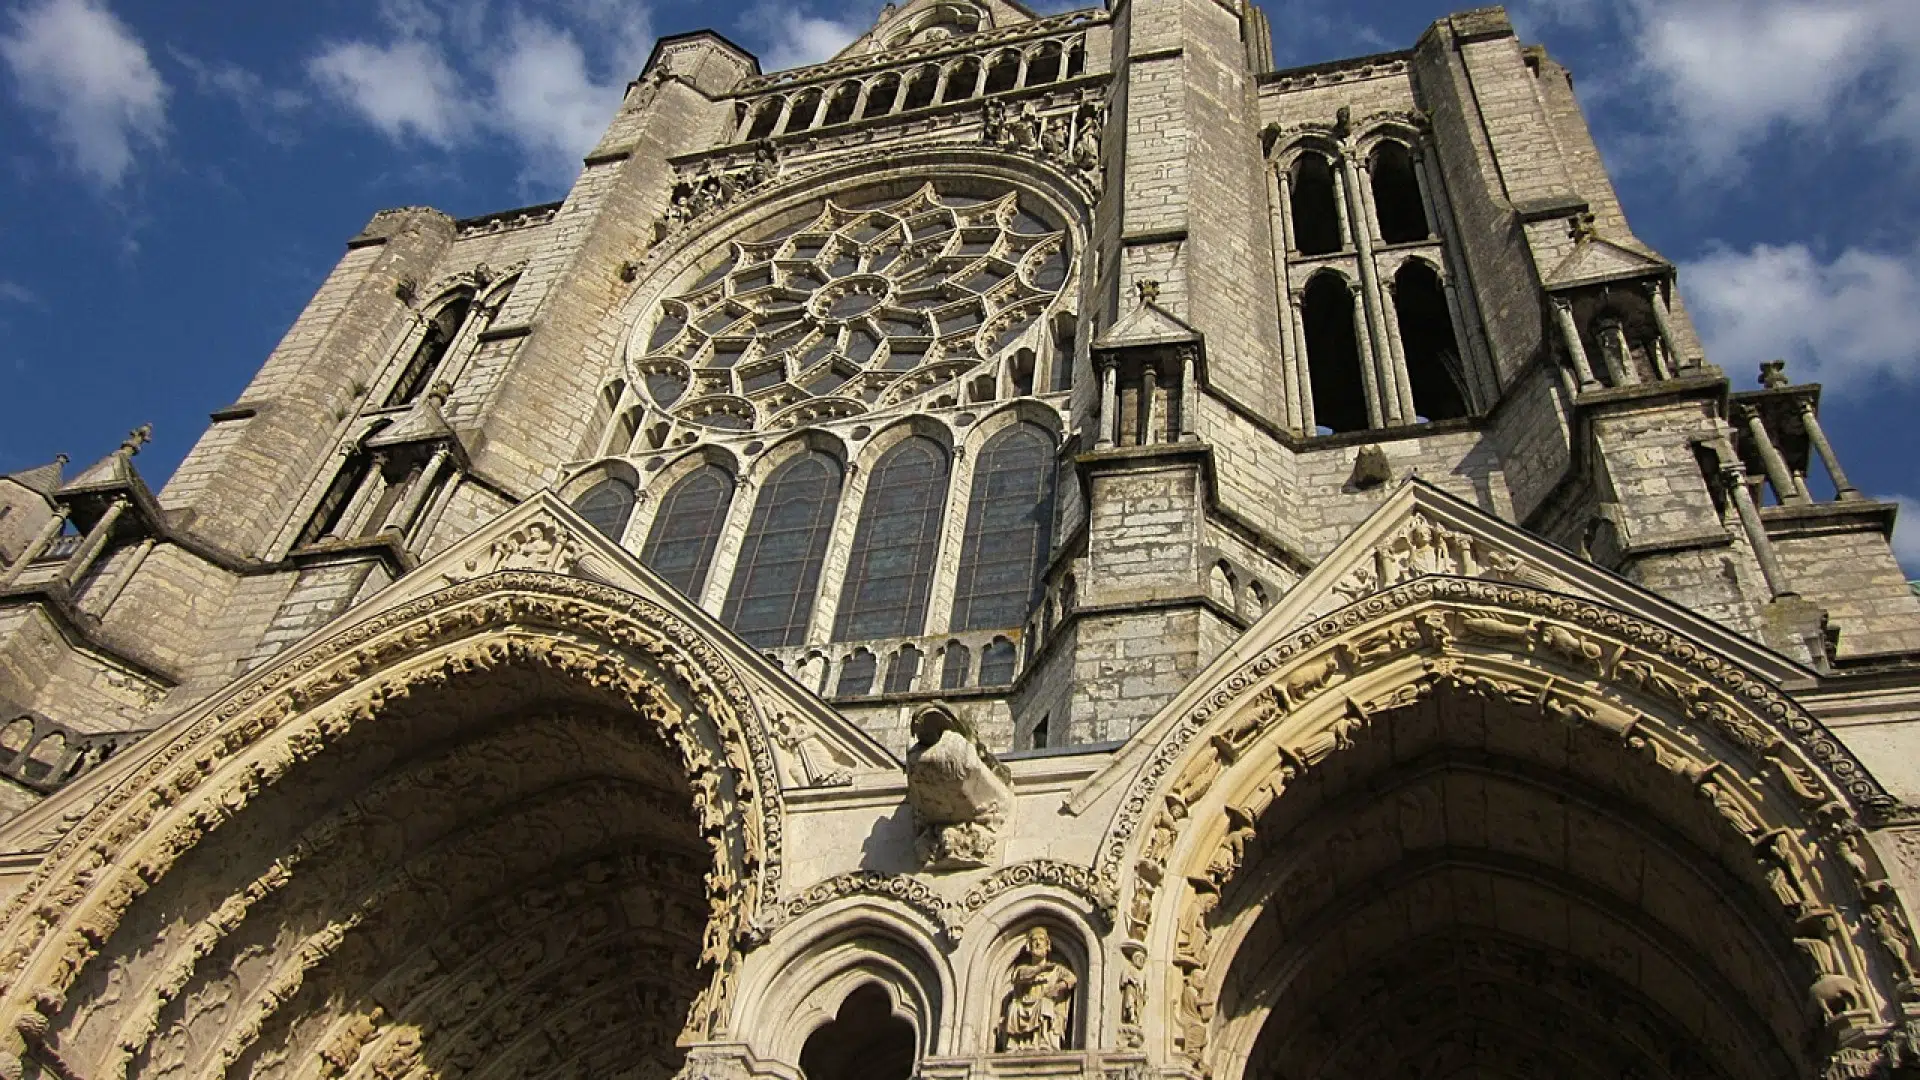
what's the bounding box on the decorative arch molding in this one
[0,569,793,1057]
[1092,577,1916,1076]
[756,860,1116,948]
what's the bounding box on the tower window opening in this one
[836,648,878,697]
[1370,142,1431,244]
[1393,261,1469,423]
[985,51,1020,94]
[385,292,472,408]
[1290,153,1343,257]
[1303,273,1369,435]
[823,82,859,127]
[941,641,972,689]
[903,67,939,110]
[863,76,900,118]
[979,636,1017,686]
[784,90,822,134]
[1027,43,1062,86]
[886,643,924,694]
[747,99,782,140]
[943,58,980,103]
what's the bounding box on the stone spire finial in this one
[1136,279,1161,306]
[1568,211,1598,243]
[119,425,152,458]
[427,381,453,406]
[1760,360,1791,389]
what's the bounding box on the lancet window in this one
[723,452,843,648]
[572,478,637,541]
[385,291,473,408]
[834,437,950,641]
[638,464,733,598]
[951,423,1056,632]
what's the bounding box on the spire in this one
[3,454,68,500]
[64,425,154,492]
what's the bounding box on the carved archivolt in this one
[762,860,1115,946]
[1099,577,1912,1075]
[0,571,787,1049]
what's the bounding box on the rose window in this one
[635,184,1070,430]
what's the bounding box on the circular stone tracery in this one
[635,183,1071,429]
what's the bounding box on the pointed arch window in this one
[834,437,950,642]
[573,478,636,541]
[951,423,1056,632]
[1393,261,1470,422]
[639,464,734,598]
[386,292,473,408]
[723,452,843,648]
[1303,273,1369,434]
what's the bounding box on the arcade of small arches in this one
[731,31,1089,145]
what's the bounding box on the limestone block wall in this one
[1772,512,1920,659]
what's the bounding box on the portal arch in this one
[1105,579,1913,1079]
[0,572,786,1079]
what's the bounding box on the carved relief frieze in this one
[1328,510,1536,607]
[982,97,1106,192]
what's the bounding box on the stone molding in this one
[759,860,1115,946]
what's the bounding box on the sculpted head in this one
[1024,926,1052,961]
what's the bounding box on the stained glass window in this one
[722,453,842,648]
[573,478,636,541]
[639,465,734,598]
[940,642,971,690]
[885,644,923,694]
[833,438,949,641]
[836,649,877,697]
[636,184,1068,429]
[979,636,1017,687]
[951,424,1056,631]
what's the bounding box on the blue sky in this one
[1,0,1917,570]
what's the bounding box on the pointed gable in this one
[1544,235,1671,291]
[2,456,66,501]
[831,0,1041,63]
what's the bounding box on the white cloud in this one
[1682,243,1920,392]
[745,2,867,72]
[486,18,625,177]
[309,38,467,147]
[1894,496,1920,577]
[0,0,166,186]
[1520,0,1920,172]
[0,281,40,306]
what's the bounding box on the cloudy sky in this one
[1,0,1916,570]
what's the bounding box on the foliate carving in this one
[651,141,780,249]
[1000,926,1077,1051]
[1331,511,1533,604]
[958,860,1116,923]
[443,522,585,584]
[769,872,962,941]
[905,705,1013,871]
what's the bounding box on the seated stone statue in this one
[1002,927,1077,1052]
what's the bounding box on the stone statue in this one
[1002,927,1077,1051]
[905,704,1014,870]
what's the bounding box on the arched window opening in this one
[298,453,372,547]
[979,636,1017,686]
[941,642,972,689]
[1303,274,1369,434]
[784,90,822,134]
[723,452,842,648]
[1065,42,1085,79]
[799,984,916,1080]
[952,424,1057,631]
[863,76,900,118]
[942,58,980,103]
[609,406,642,456]
[834,437,950,641]
[1010,349,1036,397]
[836,648,877,697]
[639,464,734,598]
[1289,153,1343,257]
[586,380,627,457]
[1393,262,1470,423]
[985,51,1020,94]
[572,478,636,541]
[1027,43,1062,86]
[747,100,782,140]
[385,292,472,407]
[885,643,923,694]
[1370,142,1431,244]
[903,67,939,110]
[823,82,859,127]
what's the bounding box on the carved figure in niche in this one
[1169,735,1235,810]
[1415,610,1454,650]
[1795,916,1865,1021]
[905,705,1014,870]
[982,98,1007,144]
[769,711,853,788]
[1284,648,1346,702]
[1174,888,1221,969]
[1199,806,1257,891]
[1072,104,1104,172]
[1002,927,1078,1051]
[1759,830,1816,917]
[1177,975,1215,1056]
[1006,103,1042,149]
[1697,769,1764,837]
[1537,624,1606,669]
[1867,891,1920,990]
[1039,116,1068,159]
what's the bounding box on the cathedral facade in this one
[4,1,1920,1077]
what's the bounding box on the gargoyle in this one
[904,703,1014,870]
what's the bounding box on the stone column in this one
[852,82,873,119]
[386,446,452,537]
[88,536,154,615]
[1016,53,1031,88]
[1642,280,1691,370]
[1179,349,1198,441]
[1723,461,1792,599]
[1439,272,1479,410]
[1738,407,1804,505]
[0,507,69,587]
[1416,149,1495,390]
[61,497,128,590]
[1140,364,1160,446]
[774,97,796,133]
[807,93,831,129]
[1290,290,1315,433]
[1594,317,1638,387]
[1268,168,1303,432]
[1348,280,1386,429]
[1799,400,1859,500]
[1097,361,1118,451]
[1340,150,1400,424]
[1552,299,1601,391]
[1380,278,1418,421]
[337,452,391,539]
